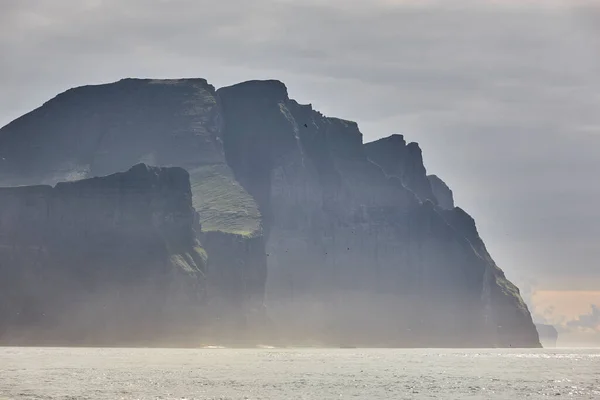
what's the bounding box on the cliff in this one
[428,175,455,210]
[0,78,540,347]
[536,324,559,347]
[218,80,539,347]
[0,79,265,344]
[0,164,208,345]
[0,78,261,236]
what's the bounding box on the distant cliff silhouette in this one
[0,78,540,347]
[535,324,558,347]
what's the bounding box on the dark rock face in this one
[428,175,455,210]
[0,164,207,345]
[201,230,268,342]
[365,134,436,205]
[218,80,539,347]
[536,324,559,347]
[0,78,540,347]
[0,78,223,186]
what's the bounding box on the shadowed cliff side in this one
[0,164,208,346]
[0,79,266,339]
[218,80,540,348]
[365,136,539,347]
[536,324,558,347]
[428,174,454,210]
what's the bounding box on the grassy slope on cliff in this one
[190,164,261,237]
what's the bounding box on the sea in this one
[1,347,599,399]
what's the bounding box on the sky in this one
[1,0,599,345]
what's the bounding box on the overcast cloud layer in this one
[1,0,600,330]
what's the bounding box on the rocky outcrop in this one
[428,175,455,209]
[0,78,540,347]
[536,324,558,347]
[365,134,436,205]
[0,164,207,345]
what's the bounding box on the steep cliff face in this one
[0,78,261,233]
[0,164,207,345]
[218,80,540,347]
[0,79,222,185]
[364,134,436,205]
[362,135,538,347]
[428,175,455,210]
[0,79,265,341]
[0,78,540,347]
[535,324,558,347]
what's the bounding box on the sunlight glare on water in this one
[1,347,599,399]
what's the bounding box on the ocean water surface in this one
[1,347,599,399]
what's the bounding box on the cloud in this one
[566,305,600,333]
[1,0,599,291]
[551,305,600,346]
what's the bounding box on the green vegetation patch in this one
[189,164,261,237]
[169,254,198,274]
[193,245,208,264]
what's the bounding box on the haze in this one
[1,0,599,345]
